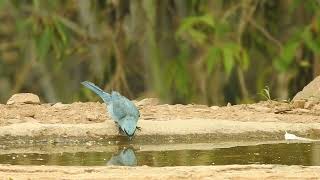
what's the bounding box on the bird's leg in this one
[115,122,124,135]
[118,126,125,135]
[136,126,142,131]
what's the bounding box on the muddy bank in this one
[1,100,320,143]
[0,164,319,179]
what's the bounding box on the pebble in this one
[86,113,99,121]
[7,93,40,105]
[86,142,93,146]
[53,102,69,109]
[304,101,317,109]
[312,104,320,111]
[210,106,219,110]
[292,100,306,109]
[136,98,160,106]
[295,108,310,114]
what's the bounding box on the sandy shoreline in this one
[0,164,319,179]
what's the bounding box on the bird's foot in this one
[118,127,124,134]
[136,126,142,131]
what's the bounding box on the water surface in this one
[1,142,319,166]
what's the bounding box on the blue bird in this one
[81,81,140,140]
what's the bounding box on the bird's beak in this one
[124,129,133,140]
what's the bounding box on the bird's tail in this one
[81,81,111,103]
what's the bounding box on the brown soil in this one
[0,164,319,180]
[0,100,320,141]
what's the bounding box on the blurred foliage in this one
[0,0,320,105]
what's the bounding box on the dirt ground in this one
[1,95,320,179]
[0,164,320,180]
[1,99,320,141]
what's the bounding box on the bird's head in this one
[120,116,137,140]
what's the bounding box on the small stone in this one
[136,98,160,106]
[8,118,24,124]
[7,93,40,105]
[304,101,317,109]
[312,104,320,111]
[210,106,219,110]
[292,100,306,109]
[24,117,39,123]
[227,102,232,107]
[295,108,310,114]
[85,142,93,146]
[274,105,292,114]
[53,102,69,109]
[86,113,100,122]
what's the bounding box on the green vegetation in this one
[260,86,271,101]
[0,0,319,105]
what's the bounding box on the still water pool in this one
[0,142,319,166]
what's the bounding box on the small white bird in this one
[284,131,298,140]
[284,131,316,141]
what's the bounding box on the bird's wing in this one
[110,91,140,122]
[110,98,128,120]
[124,100,140,122]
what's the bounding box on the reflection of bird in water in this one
[107,148,137,166]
